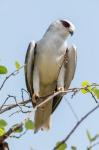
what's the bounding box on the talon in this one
[57,87,64,91]
[32,93,39,106]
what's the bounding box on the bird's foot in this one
[57,87,64,91]
[32,93,39,107]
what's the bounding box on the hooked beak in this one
[69,30,74,36]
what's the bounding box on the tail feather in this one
[34,100,52,132]
[41,117,50,130]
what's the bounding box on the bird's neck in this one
[42,32,66,49]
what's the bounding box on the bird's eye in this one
[60,20,70,28]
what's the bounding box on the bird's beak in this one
[69,31,74,36]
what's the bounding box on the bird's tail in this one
[34,100,53,132]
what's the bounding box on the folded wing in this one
[52,45,77,113]
[24,41,36,100]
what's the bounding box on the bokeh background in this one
[0,0,99,149]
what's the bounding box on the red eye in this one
[60,20,70,28]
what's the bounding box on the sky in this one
[0,0,99,150]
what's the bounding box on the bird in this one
[24,19,77,132]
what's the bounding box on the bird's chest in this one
[37,50,64,85]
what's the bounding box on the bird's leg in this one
[57,49,69,92]
[32,66,40,106]
[57,87,64,91]
[57,64,65,92]
[32,93,39,106]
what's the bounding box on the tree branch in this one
[0,65,25,91]
[0,85,99,115]
[0,124,22,144]
[88,141,99,149]
[0,99,31,114]
[53,103,99,150]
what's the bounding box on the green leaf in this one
[25,119,35,130]
[0,119,7,128]
[87,147,92,150]
[13,124,23,133]
[86,130,92,142]
[0,65,8,74]
[71,146,77,150]
[90,134,99,142]
[86,130,99,143]
[56,142,67,150]
[81,80,92,94]
[0,128,5,136]
[15,61,20,70]
[92,88,99,99]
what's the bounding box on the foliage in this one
[0,119,7,128]
[56,142,67,150]
[86,130,99,149]
[25,119,35,130]
[0,119,7,136]
[0,128,5,136]
[0,118,35,137]
[71,146,77,150]
[13,124,23,133]
[0,65,8,74]
[81,80,92,94]
[15,61,21,70]
[81,80,99,99]
[0,66,99,150]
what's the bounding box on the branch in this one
[10,130,27,139]
[53,104,99,150]
[36,84,99,108]
[0,84,99,115]
[7,95,31,114]
[88,141,99,149]
[0,83,99,148]
[0,96,11,111]
[0,99,31,114]
[0,65,25,91]
[0,124,22,144]
[0,142,9,150]
[64,98,79,122]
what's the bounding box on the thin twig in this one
[0,96,11,111]
[20,88,32,109]
[36,84,99,108]
[21,88,29,102]
[64,97,79,122]
[7,95,31,114]
[0,85,99,114]
[88,141,99,149]
[89,92,98,103]
[36,91,66,108]
[0,65,25,91]
[0,124,23,143]
[53,104,99,150]
[9,109,31,117]
[0,99,31,114]
[9,110,22,117]
[10,130,27,139]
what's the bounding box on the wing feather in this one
[64,45,77,89]
[52,45,77,113]
[24,41,36,97]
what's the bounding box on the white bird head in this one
[45,19,75,40]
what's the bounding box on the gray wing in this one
[24,41,36,98]
[64,45,77,89]
[52,45,77,113]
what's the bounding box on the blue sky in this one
[0,0,99,150]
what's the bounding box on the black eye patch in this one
[60,20,70,28]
